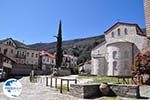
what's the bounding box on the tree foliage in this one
[55,21,63,68]
[134,50,150,75]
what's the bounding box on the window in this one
[9,41,11,45]
[113,61,117,70]
[4,49,8,55]
[47,58,49,62]
[22,52,24,56]
[27,52,29,56]
[11,49,13,53]
[118,28,121,36]
[52,60,54,63]
[31,53,34,57]
[36,54,38,58]
[112,51,117,59]
[111,32,114,38]
[124,28,128,35]
[17,51,19,55]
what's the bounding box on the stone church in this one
[91,0,150,76]
[91,22,146,76]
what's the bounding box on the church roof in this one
[104,22,146,36]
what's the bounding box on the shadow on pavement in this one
[139,96,149,99]
[0,75,25,82]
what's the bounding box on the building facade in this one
[91,22,146,76]
[0,38,40,66]
[39,51,55,70]
[62,54,78,68]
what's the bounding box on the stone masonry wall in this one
[70,83,140,99]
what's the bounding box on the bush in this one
[70,65,79,74]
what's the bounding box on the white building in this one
[91,22,146,76]
[62,54,78,68]
[39,51,55,70]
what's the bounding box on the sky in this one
[0,0,145,44]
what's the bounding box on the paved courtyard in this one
[0,77,85,100]
[0,76,150,100]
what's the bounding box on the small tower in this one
[143,0,150,51]
[144,0,150,37]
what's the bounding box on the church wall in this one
[107,42,132,76]
[91,42,107,75]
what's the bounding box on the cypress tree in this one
[55,21,63,68]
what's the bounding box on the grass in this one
[98,96,124,100]
[77,76,132,84]
[98,97,117,100]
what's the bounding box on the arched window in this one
[112,51,117,59]
[111,32,114,38]
[124,28,128,35]
[118,28,121,36]
[9,41,11,45]
[113,61,117,70]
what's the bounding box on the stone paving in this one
[0,77,86,100]
[0,76,150,100]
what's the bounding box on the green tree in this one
[55,21,63,68]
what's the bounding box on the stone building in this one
[0,38,40,75]
[91,22,146,76]
[0,38,40,66]
[39,51,55,70]
[62,54,78,68]
[0,53,16,76]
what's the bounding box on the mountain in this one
[28,35,105,64]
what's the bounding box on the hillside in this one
[28,35,105,64]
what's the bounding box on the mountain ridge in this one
[28,35,105,64]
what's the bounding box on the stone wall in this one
[56,69,71,76]
[70,83,140,99]
[70,84,101,99]
[10,64,33,75]
[109,84,140,98]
